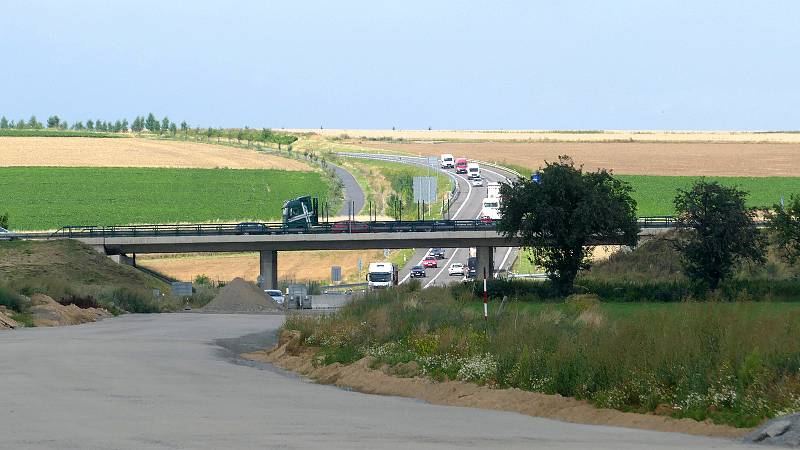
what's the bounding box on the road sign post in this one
[483,268,488,321]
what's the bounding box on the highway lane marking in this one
[495,246,514,277]
[399,171,474,285]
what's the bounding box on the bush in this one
[0,285,28,312]
[58,294,100,309]
[99,288,161,313]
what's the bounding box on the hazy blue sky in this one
[1,1,798,130]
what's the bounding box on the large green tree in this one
[0,116,8,129]
[674,180,765,290]
[498,156,639,295]
[145,113,159,132]
[46,115,60,128]
[769,194,800,264]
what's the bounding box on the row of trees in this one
[0,113,296,146]
[0,115,136,133]
[498,156,800,294]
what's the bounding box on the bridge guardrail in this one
[11,216,689,241]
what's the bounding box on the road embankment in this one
[242,331,749,440]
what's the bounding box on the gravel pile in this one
[199,278,282,314]
[744,413,800,446]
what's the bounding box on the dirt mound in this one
[199,278,282,314]
[29,294,112,327]
[243,331,748,440]
[0,307,20,329]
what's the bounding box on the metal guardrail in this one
[335,152,461,207]
[5,216,683,240]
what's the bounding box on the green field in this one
[0,129,125,138]
[620,175,800,216]
[0,167,332,230]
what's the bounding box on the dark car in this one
[330,221,371,233]
[234,222,268,235]
[0,227,14,241]
[410,265,426,278]
[430,248,446,259]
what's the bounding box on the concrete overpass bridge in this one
[16,218,674,289]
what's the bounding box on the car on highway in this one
[235,222,268,235]
[430,248,446,259]
[264,289,285,304]
[422,255,438,268]
[410,265,426,278]
[330,220,371,233]
[0,226,13,240]
[455,158,468,174]
[471,177,484,187]
[439,153,455,169]
[448,263,465,276]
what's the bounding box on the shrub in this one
[0,285,28,312]
[58,294,100,309]
[100,288,161,313]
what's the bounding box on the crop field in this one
[620,175,800,216]
[0,129,125,138]
[0,167,331,230]
[290,128,800,144]
[138,249,387,283]
[355,141,800,177]
[0,137,311,170]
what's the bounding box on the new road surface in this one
[0,315,756,449]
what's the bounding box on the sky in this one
[1,1,798,130]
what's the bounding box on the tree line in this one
[0,113,297,145]
[498,156,800,294]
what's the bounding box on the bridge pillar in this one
[259,250,278,290]
[476,246,494,280]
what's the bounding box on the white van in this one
[481,197,501,220]
[487,181,502,199]
[467,162,481,179]
[367,262,397,289]
[440,154,455,169]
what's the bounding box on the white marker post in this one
[483,267,488,321]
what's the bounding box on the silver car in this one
[264,289,285,304]
[0,227,12,241]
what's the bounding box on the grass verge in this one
[285,284,800,428]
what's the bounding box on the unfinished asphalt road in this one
[0,315,756,449]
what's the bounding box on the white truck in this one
[487,181,502,199]
[480,197,502,220]
[467,162,481,179]
[439,154,455,169]
[367,262,398,289]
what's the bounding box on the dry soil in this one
[0,137,310,170]
[357,140,800,177]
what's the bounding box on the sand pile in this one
[0,307,20,329]
[199,278,282,314]
[29,294,112,327]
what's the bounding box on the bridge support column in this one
[259,250,278,290]
[476,246,494,281]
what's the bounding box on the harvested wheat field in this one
[292,128,800,144]
[139,250,387,283]
[0,137,309,170]
[357,141,800,177]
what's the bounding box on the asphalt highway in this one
[397,162,519,287]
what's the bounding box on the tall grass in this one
[285,285,800,427]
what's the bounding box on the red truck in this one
[455,158,468,174]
